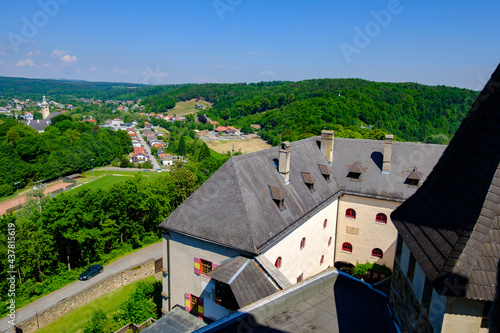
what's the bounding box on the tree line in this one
[0,115,132,197]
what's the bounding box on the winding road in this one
[0,242,162,333]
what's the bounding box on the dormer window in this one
[319,164,331,183]
[269,185,286,211]
[407,168,422,186]
[301,171,315,192]
[347,163,363,179]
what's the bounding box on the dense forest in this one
[0,115,132,197]
[139,79,477,144]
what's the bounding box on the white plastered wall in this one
[335,194,400,268]
[261,199,338,284]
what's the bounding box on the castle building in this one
[388,64,500,332]
[158,129,445,321]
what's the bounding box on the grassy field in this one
[73,171,164,192]
[206,138,272,155]
[168,98,212,116]
[36,276,156,333]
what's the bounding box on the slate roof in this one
[208,256,279,308]
[391,64,500,301]
[25,119,49,132]
[141,307,206,333]
[159,133,445,254]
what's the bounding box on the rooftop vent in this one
[347,163,363,180]
[301,171,316,192]
[406,168,422,186]
[318,164,331,183]
[269,185,286,211]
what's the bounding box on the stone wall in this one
[16,258,159,333]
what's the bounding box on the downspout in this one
[167,232,171,312]
[333,194,342,267]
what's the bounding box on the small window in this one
[269,185,286,211]
[201,259,213,275]
[345,208,356,219]
[320,255,324,265]
[301,171,315,192]
[300,237,306,250]
[347,163,363,179]
[375,213,387,224]
[319,164,331,183]
[372,248,383,258]
[342,242,352,253]
[328,237,332,247]
[275,257,282,269]
[323,219,327,229]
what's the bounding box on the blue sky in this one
[0,0,498,89]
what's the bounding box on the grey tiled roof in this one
[209,256,278,308]
[25,119,48,132]
[159,132,444,254]
[391,64,500,301]
[141,307,206,333]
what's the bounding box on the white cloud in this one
[76,67,81,74]
[17,59,35,67]
[61,54,77,63]
[0,51,6,56]
[260,71,275,75]
[91,66,97,71]
[51,49,67,57]
[27,50,42,57]
[113,68,129,74]
[42,62,50,67]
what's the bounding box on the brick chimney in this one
[321,130,334,163]
[382,134,394,174]
[279,142,291,183]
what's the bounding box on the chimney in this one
[321,130,334,163]
[382,134,394,174]
[279,142,291,183]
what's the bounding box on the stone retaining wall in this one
[16,258,158,333]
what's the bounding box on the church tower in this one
[41,95,49,119]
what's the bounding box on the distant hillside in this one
[0,76,184,101]
[141,79,479,144]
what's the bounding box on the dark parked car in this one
[79,264,103,281]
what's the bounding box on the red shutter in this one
[194,257,201,275]
[198,298,204,319]
[184,293,191,312]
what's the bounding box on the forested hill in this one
[143,79,477,144]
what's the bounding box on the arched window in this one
[320,255,325,265]
[323,218,328,229]
[342,242,352,253]
[372,248,383,258]
[275,257,282,269]
[375,213,387,224]
[345,208,356,219]
[328,237,332,247]
[300,237,306,250]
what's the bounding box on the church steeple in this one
[41,94,49,119]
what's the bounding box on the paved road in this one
[0,242,162,333]
[136,131,162,170]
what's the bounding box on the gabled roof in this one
[391,64,500,301]
[25,119,48,132]
[159,136,445,254]
[208,256,279,308]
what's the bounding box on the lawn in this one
[206,138,272,155]
[167,98,212,116]
[73,172,164,192]
[36,276,156,333]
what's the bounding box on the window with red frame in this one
[300,237,306,250]
[345,208,356,219]
[375,213,387,224]
[342,242,352,253]
[372,248,383,258]
[320,255,324,265]
[328,237,332,247]
[323,219,327,229]
[275,257,282,269]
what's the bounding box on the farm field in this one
[206,138,272,155]
[167,98,212,116]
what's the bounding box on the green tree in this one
[84,309,112,333]
[178,136,187,156]
[199,142,211,161]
